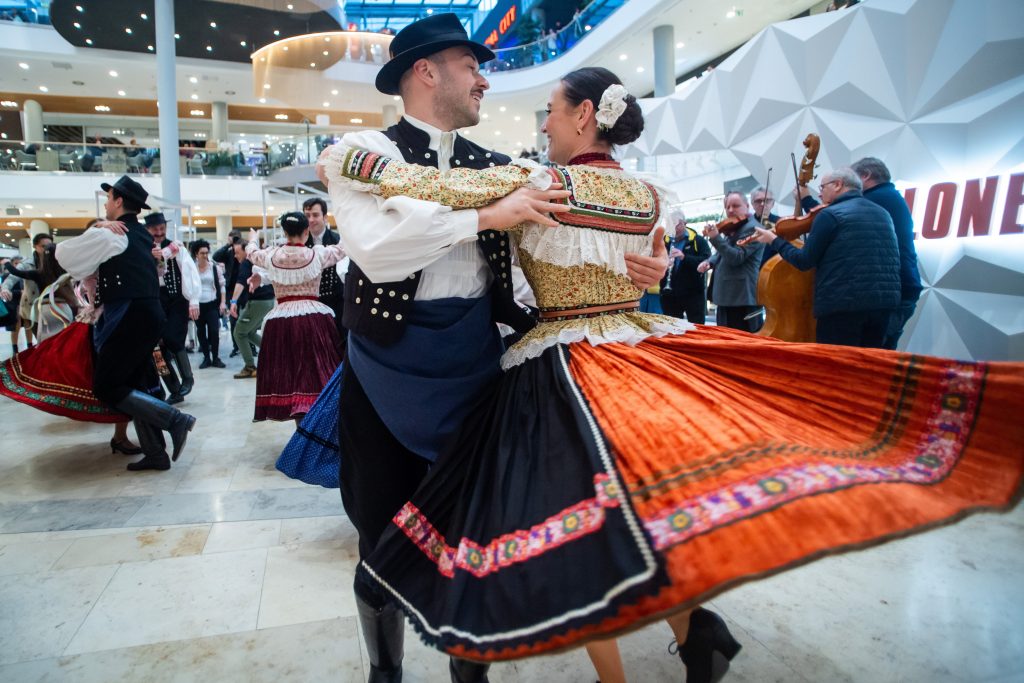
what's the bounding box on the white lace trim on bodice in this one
[264,299,335,321]
[515,225,653,277]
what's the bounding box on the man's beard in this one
[433,71,479,129]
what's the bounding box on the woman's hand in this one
[219,301,227,315]
[248,229,259,244]
[624,227,670,290]
[94,220,128,235]
[188,304,200,320]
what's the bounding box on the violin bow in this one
[758,167,773,225]
[791,152,803,217]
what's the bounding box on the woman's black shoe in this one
[212,358,226,368]
[199,358,212,369]
[110,438,143,455]
[671,608,742,683]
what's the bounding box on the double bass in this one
[755,134,820,342]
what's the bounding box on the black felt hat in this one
[375,13,495,96]
[143,212,167,227]
[100,175,151,210]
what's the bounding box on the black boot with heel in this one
[671,608,742,683]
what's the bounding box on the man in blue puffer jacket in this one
[750,167,900,347]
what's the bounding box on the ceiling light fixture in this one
[85,38,93,45]
[393,96,400,101]
[676,42,685,48]
[0,101,16,107]
[287,3,294,9]
[147,44,154,51]
[125,27,132,34]
[175,33,180,39]
[514,115,520,121]
[584,24,592,31]
[240,40,247,47]
[94,105,110,111]
[190,109,204,116]
[273,29,280,36]
[38,86,48,92]
[189,76,198,83]
[258,97,266,103]
[73,22,81,28]
[494,130,501,135]
[282,46,288,51]
[350,118,363,124]
[323,50,328,56]
[323,101,330,107]
[109,70,118,77]
[499,106,506,112]
[210,21,217,28]
[310,62,316,67]
[75,4,83,11]
[141,13,148,20]
[206,46,213,52]
[274,113,288,120]
[190,93,199,100]
[118,90,126,96]
[331,89,338,95]
[619,54,627,60]
[636,66,644,73]
[263,83,270,89]
[18,62,28,69]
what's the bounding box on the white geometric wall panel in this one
[629,0,1024,360]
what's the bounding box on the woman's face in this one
[196,247,209,262]
[541,82,585,166]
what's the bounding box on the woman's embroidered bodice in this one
[322,146,692,366]
[246,243,345,320]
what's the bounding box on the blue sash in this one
[347,296,503,463]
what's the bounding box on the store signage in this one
[473,1,519,48]
[902,172,1023,239]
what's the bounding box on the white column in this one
[155,0,182,223]
[382,104,398,128]
[29,219,50,239]
[652,25,675,98]
[215,215,232,245]
[22,100,44,144]
[212,101,229,142]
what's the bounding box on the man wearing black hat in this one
[144,211,199,404]
[55,176,196,471]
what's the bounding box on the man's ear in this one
[409,57,439,89]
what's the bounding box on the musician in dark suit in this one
[700,191,765,331]
[660,207,711,323]
[55,177,196,471]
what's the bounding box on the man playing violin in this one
[697,191,765,332]
[749,167,901,348]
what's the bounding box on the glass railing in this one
[0,0,51,25]
[481,0,624,74]
[0,136,340,178]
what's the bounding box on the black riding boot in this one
[174,349,194,396]
[115,389,196,462]
[162,350,184,405]
[675,608,742,683]
[126,419,170,471]
[355,593,404,683]
[449,658,490,683]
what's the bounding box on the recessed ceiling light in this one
[325,37,331,42]
[210,21,217,28]
[258,97,266,103]
[322,50,328,56]
[636,66,644,73]
[73,22,81,28]
[190,109,204,116]
[44,213,52,218]
[0,101,16,107]
[676,42,685,48]
[125,27,132,34]
[499,106,506,112]
[76,4,83,11]
[494,130,501,135]
[310,62,316,67]
[18,62,28,70]
[174,33,180,39]
[190,93,198,100]
[85,38,93,45]
[287,3,294,9]
[109,70,118,77]
[426,8,433,14]
[95,105,110,111]
[38,86,48,92]
[619,54,628,60]
[350,118,363,124]
[584,24,592,31]
[323,101,330,107]
[240,40,247,47]
[189,76,198,84]
[273,29,280,36]
[118,90,126,96]
[514,115,520,121]
[482,113,489,119]
[282,46,288,51]
[275,113,288,120]
[141,13,148,20]
[24,205,33,209]
[206,46,213,52]
[331,89,338,95]
[240,133,246,137]
[263,83,271,89]
[147,44,154,51]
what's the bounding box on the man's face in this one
[431,47,488,130]
[820,176,843,204]
[103,190,121,221]
[233,243,245,262]
[751,191,774,218]
[674,218,687,239]
[304,205,325,233]
[147,221,167,244]
[724,193,750,221]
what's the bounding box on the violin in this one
[703,215,743,239]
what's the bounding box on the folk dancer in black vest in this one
[302,197,347,356]
[55,176,196,471]
[144,212,200,404]
[317,14,668,683]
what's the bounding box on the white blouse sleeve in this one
[55,228,129,280]
[245,242,271,269]
[313,243,347,270]
[173,244,201,306]
[324,131,479,283]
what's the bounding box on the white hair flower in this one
[595,84,629,132]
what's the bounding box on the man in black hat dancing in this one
[317,13,668,683]
[56,176,196,471]
[144,212,200,404]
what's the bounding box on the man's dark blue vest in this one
[96,215,160,304]
[342,118,535,346]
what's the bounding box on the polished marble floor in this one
[0,338,1022,682]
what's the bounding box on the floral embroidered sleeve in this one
[320,145,553,209]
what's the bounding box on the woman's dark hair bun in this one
[561,67,644,146]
